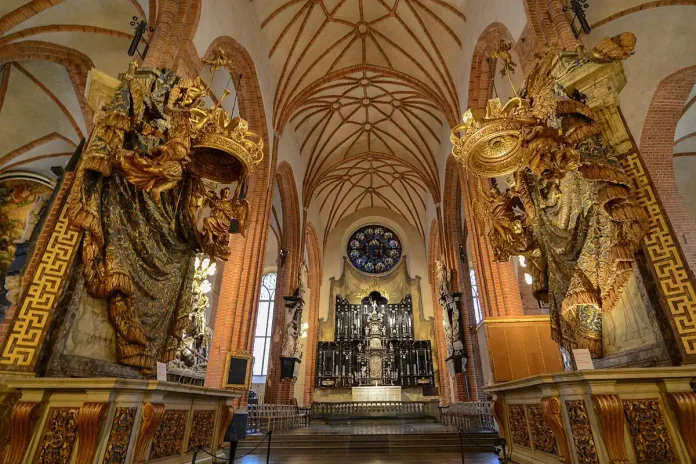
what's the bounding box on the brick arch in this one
[592,1,696,29]
[265,161,302,404]
[522,0,577,50]
[203,36,276,397]
[143,0,201,73]
[0,40,94,128]
[468,23,516,110]
[640,65,696,272]
[428,218,451,405]
[303,222,322,405]
[462,26,525,320]
[442,157,486,401]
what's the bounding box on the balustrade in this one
[247,403,310,433]
[440,401,495,432]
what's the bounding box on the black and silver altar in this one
[316,291,434,388]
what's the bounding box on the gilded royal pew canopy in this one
[451,34,647,358]
[66,54,263,374]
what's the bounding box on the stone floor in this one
[234,452,501,463]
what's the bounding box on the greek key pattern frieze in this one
[0,204,81,369]
[621,152,696,356]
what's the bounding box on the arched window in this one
[252,272,277,376]
[470,268,483,324]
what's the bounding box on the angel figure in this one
[473,180,526,262]
[491,39,517,78]
[201,187,234,259]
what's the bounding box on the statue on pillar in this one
[451,36,647,359]
[436,259,465,372]
[281,288,304,359]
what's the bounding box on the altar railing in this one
[439,401,495,432]
[311,400,440,420]
[247,403,310,433]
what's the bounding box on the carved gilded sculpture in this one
[451,37,647,358]
[66,54,263,374]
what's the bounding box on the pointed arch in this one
[303,222,322,405]
[203,36,275,399]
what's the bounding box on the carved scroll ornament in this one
[668,392,696,461]
[540,397,571,462]
[133,403,165,464]
[591,394,629,464]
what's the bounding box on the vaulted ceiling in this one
[0,0,142,181]
[257,0,466,236]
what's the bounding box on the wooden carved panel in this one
[150,410,188,459]
[102,407,137,464]
[32,407,78,464]
[526,404,557,455]
[565,400,599,464]
[622,399,677,463]
[508,404,530,447]
[187,410,216,451]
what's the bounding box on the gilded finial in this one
[491,39,518,97]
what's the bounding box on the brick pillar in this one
[263,163,301,404]
[546,0,579,51]
[303,223,322,406]
[460,168,524,318]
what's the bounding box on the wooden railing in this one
[311,400,440,419]
[439,401,495,432]
[247,403,310,433]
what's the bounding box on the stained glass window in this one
[252,272,276,376]
[347,225,402,274]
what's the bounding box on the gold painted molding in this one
[217,406,235,449]
[0,202,81,371]
[540,396,571,463]
[668,391,696,461]
[75,402,108,464]
[133,403,165,464]
[2,402,42,464]
[592,394,629,464]
[492,399,506,442]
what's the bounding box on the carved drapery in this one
[592,394,629,463]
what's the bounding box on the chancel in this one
[1,2,696,464]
